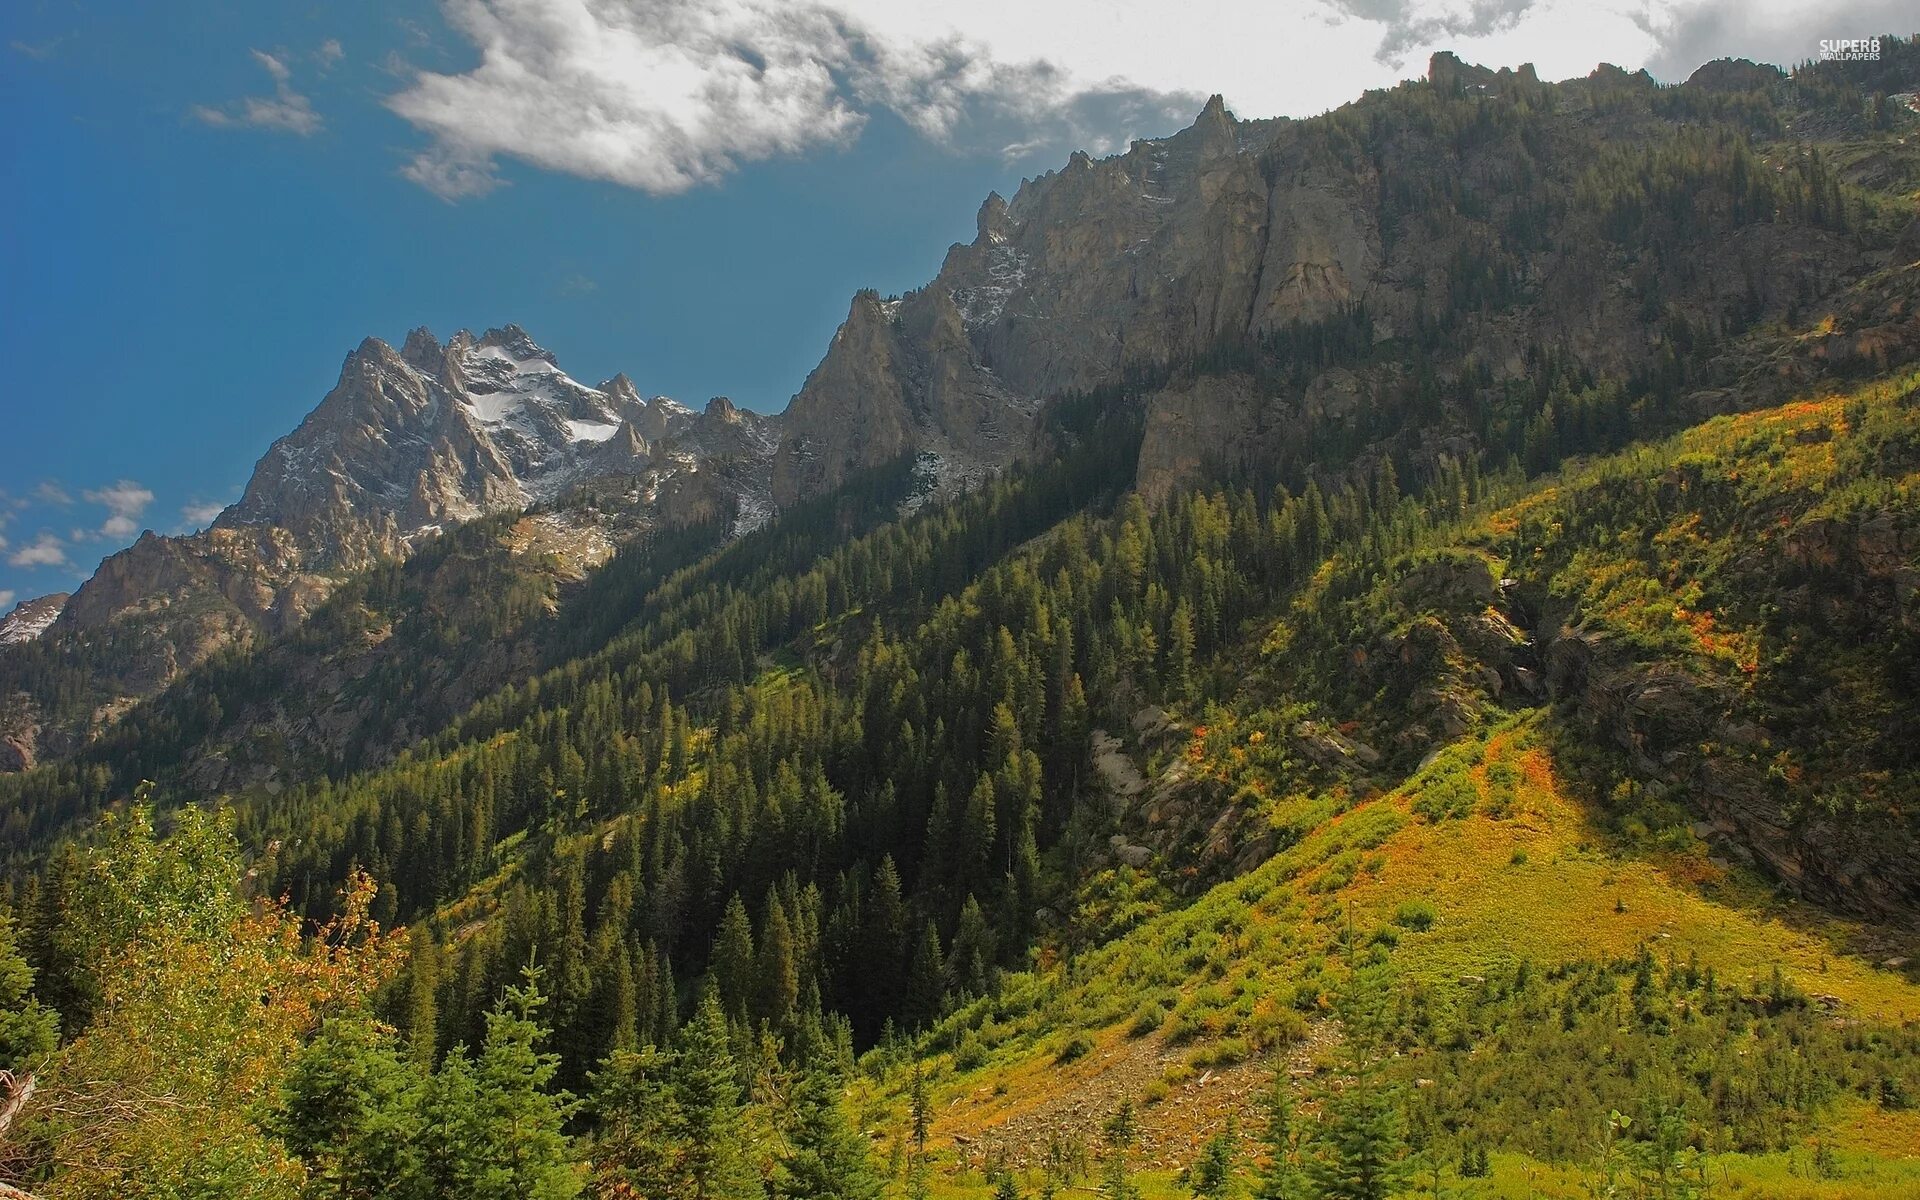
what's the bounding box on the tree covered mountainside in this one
[1,39,1919,1200]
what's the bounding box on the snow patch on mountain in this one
[0,593,68,647]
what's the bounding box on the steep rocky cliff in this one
[775,53,1920,507]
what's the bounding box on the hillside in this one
[868,372,1920,1198]
[0,37,1918,1200]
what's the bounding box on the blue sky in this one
[3,0,1903,606]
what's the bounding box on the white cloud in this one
[1628,0,1918,81]
[194,49,324,136]
[316,38,345,71]
[32,481,72,506]
[0,591,15,610]
[8,533,69,569]
[181,501,227,529]
[385,0,1200,199]
[386,0,1909,200]
[83,479,155,542]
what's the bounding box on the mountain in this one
[6,38,1920,1200]
[0,595,65,650]
[775,54,1919,511]
[14,50,1919,771]
[0,326,778,765]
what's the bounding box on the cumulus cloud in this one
[32,481,72,506]
[181,501,227,529]
[384,0,1912,200]
[0,591,15,610]
[316,39,345,71]
[385,0,1198,199]
[1631,0,1918,82]
[1326,0,1542,63]
[193,49,324,136]
[8,533,69,569]
[83,480,155,541]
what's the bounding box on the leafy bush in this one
[1393,899,1438,931]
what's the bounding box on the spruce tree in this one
[906,921,947,1029]
[405,926,440,1068]
[1100,1100,1139,1200]
[1255,1075,1302,1200]
[588,1045,681,1200]
[0,911,57,1071]
[279,1017,427,1200]
[712,895,757,1024]
[772,1063,884,1200]
[1184,1118,1237,1200]
[1302,1062,1409,1200]
[674,988,760,1200]
[755,888,799,1030]
[420,967,581,1200]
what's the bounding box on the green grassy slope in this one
[861,373,1920,1199]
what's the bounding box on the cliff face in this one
[774,95,1282,505]
[775,55,1919,508]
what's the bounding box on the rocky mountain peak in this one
[1686,58,1786,92]
[602,372,642,403]
[31,322,784,736]
[976,192,1011,242]
[400,326,446,372]
[1428,50,1495,91]
[0,593,68,648]
[474,323,557,366]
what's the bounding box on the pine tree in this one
[772,1062,884,1200]
[279,1017,427,1200]
[906,920,947,1029]
[470,967,581,1199]
[0,911,57,1071]
[908,1061,931,1161]
[1168,598,1196,698]
[755,888,799,1030]
[405,926,440,1068]
[1254,1076,1302,1200]
[1302,1061,1409,1200]
[598,942,642,1061]
[712,894,756,1024]
[674,988,760,1200]
[947,895,995,1000]
[1100,1100,1139,1200]
[588,1045,681,1200]
[1184,1118,1237,1200]
[864,856,909,1028]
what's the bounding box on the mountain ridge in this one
[4,41,1918,826]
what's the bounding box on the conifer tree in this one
[405,927,440,1068]
[423,966,581,1200]
[1255,1075,1302,1200]
[1184,1118,1237,1200]
[279,1016,427,1200]
[0,911,57,1071]
[1302,1061,1409,1200]
[756,888,799,1030]
[588,1044,681,1200]
[674,988,760,1200]
[1100,1100,1139,1200]
[712,895,756,1024]
[773,1062,884,1200]
[947,895,995,1000]
[906,920,947,1028]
